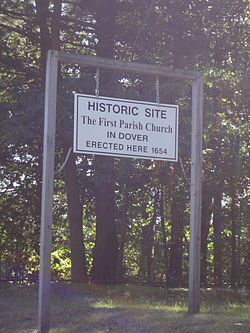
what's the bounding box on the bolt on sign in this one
[74,94,179,161]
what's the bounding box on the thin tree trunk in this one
[213,189,223,286]
[243,200,250,287]
[201,181,212,286]
[167,194,185,287]
[146,189,159,283]
[230,183,238,287]
[116,187,129,282]
[230,137,240,287]
[167,166,186,287]
[138,225,148,280]
[160,187,168,283]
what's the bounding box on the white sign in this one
[74,94,179,161]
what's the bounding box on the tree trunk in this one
[91,0,119,284]
[138,225,148,280]
[243,200,250,287]
[200,181,212,286]
[92,156,118,283]
[64,149,88,282]
[51,0,62,51]
[160,187,168,283]
[229,137,240,287]
[230,184,238,287]
[50,2,88,283]
[35,0,51,78]
[116,187,129,282]
[146,189,159,283]
[167,195,185,287]
[94,0,116,58]
[167,167,186,287]
[213,189,223,286]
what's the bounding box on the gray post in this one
[188,74,203,313]
[38,50,59,333]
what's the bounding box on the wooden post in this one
[188,74,203,313]
[38,50,59,333]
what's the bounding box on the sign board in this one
[74,94,179,161]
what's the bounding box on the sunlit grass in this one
[92,296,188,312]
[1,283,249,332]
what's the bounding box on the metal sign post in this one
[188,75,203,313]
[38,50,203,332]
[38,50,58,333]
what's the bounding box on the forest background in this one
[0,0,249,288]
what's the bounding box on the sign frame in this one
[38,50,203,332]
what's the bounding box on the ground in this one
[0,283,249,332]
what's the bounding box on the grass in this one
[0,283,249,332]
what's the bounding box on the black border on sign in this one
[74,94,179,162]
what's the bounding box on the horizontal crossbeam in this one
[58,51,200,81]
